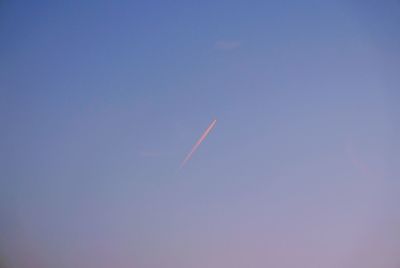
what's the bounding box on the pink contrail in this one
[180,119,217,168]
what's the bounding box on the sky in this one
[0,1,400,267]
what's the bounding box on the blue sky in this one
[1,1,400,267]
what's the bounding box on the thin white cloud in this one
[215,40,241,50]
[139,151,163,157]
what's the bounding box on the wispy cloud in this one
[215,40,241,50]
[139,151,163,157]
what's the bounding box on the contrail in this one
[180,119,217,169]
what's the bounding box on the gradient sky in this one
[1,1,400,268]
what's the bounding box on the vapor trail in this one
[180,119,217,168]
